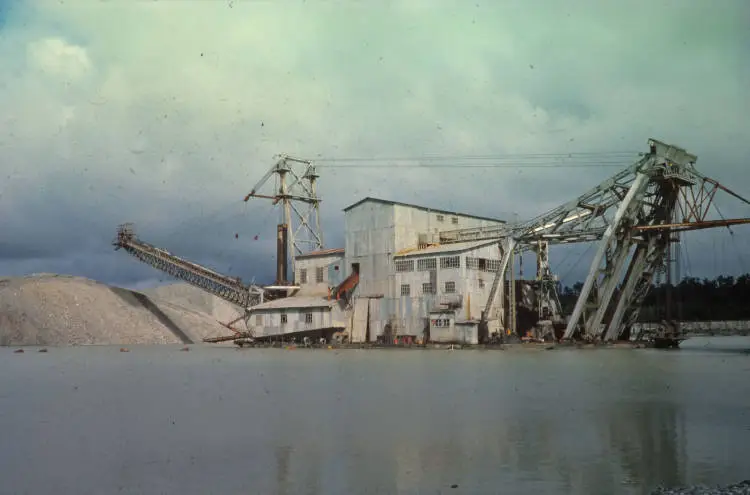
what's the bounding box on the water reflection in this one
[2,344,749,495]
[267,403,688,494]
[275,445,291,495]
[603,400,687,490]
[267,370,691,493]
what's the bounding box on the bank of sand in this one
[0,274,244,346]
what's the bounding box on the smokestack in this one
[276,224,289,284]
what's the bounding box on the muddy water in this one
[1,337,748,494]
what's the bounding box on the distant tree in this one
[556,272,750,322]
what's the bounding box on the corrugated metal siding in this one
[344,201,395,299]
[368,298,382,341]
[456,323,479,344]
[327,261,344,287]
[392,204,505,252]
[296,254,344,293]
[351,298,369,343]
[392,244,502,338]
[430,316,478,344]
[250,305,347,337]
[343,199,505,342]
[252,307,324,336]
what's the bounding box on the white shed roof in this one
[393,239,500,258]
[250,296,334,311]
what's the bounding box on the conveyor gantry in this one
[113,223,264,308]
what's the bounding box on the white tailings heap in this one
[0,274,244,346]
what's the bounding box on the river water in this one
[1,337,748,494]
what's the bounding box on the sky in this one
[0,0,749,290]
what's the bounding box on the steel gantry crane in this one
[440,138,750,343]
[243,154,324,284]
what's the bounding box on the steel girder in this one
[114,224,264,308]
[562,139,697,340]
[441,138,703,342]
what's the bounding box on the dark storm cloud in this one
[0,0,748,287]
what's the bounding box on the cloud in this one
[27,37,92,80]
[0,0,749,287]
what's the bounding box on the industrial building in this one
[116,140,745,347]
[247,197,506,344]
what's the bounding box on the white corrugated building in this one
[391,240,503,343]
[342,198,505,344]
[249,296,349,338]
[248,197,506,344]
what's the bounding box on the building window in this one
[440,256,460,269]
[395,259,414,272]
[444,281,456,293]
[422,282,434,294]
[436,214,444,222]
[316,267,324,283]
[451,217,459,225]
[466,257,501,272]
[255,314,263,325]
[305,312,313,324]
[400,284,411,296]
[299,269,308,284]
[478,279,485,289]
[280,313,288,324]
[417,258,437,271]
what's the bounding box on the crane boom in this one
[113,223,264,308]
[442,138,750,342]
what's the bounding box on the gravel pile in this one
[0,274,241,346]
[141,282,244,324]
[652,481,750,494]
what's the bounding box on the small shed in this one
[428,309,456,343]
[429,310,479,344]
[249,296,347,338]
[454,320,480,345]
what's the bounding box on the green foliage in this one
[556,274,750,322]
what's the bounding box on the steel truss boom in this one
[114,223,264,308]
[442,138,750,342]
[243,154,324,281]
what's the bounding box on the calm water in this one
[1,337,749,495]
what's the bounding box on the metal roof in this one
[250,296,334,311]
[393,239,500,258]
[342,197,505,223]
[296,248,345,259]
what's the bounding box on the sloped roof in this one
[296,248,345,259]
[393,239,500,258]
[250,296,334,311]
[343,197,505,223]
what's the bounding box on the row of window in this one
[432,318,451,327]
[256,312,314,325]
[395,255,499,273]
[400,281,456,296]
[435,214,459,225]
[466,257,501,272]
[400,279,486,296]
[299,267,325,284]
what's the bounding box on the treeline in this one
[557,274,750,322]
